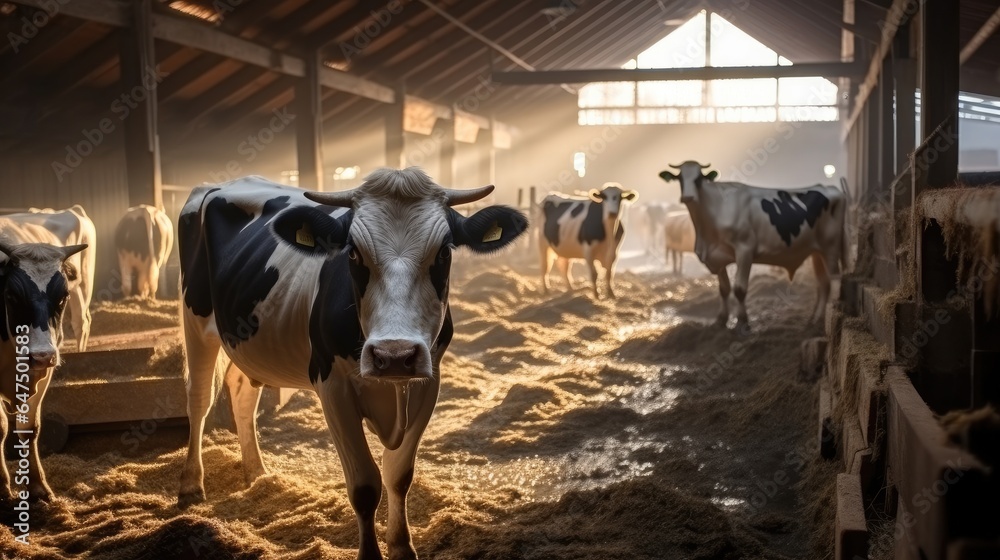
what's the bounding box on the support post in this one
[384,89,404,169]
[894,20,916,173]
[120,0,162,208]
[295,50,323,191]
[436,119,455,186]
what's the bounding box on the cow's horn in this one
[668,163,682,169]
[304,189,357,208]
[444,185,494,206]
[699,162,712,169]
[60,244,88,259]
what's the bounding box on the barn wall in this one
[0,146,131,304]
[498,97,848,207]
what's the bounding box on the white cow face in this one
[588,182,638,220]
[659,161,719,204]
[0,242,86,370]
[277,168,528,381]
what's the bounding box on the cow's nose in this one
[367,340,420,377]
[29,350,56,369]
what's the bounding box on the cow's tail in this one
[839,177,852,273]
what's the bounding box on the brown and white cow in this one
[659,161,847,330]
[115,204,174,299]
[177,168,527,560]
[0,219,86,503]
[538,182,638,298]
[4,206,96,351]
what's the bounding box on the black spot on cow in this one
[434,306,454,352]
[570,204,585,218]
[428,241,452,301]
[178,189,220,318]
[115,213,151,260]
[579,200,607,244]
[542,200,573,247]
[308,255,365,385]
[760,190,830,246]
[203,196,291,348]
[0,266,68,338]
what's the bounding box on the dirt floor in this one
[1,247,836,560]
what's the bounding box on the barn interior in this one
[0,0,999,559]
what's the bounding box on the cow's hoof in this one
[388,547,418,560]
[713,317,728,328]
[735,322,752,336]
[28,484,53,503]
[177,489,206,509]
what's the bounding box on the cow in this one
[662,209,696,275]
[538,182,637,298]
[634,201,678,256]
[0,219,86,503]
[115,204,174,299]
[3,206,96,351]
[176,168,527,560]
[659,161,847,331]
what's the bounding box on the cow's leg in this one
[17,372,54,501]
[118,253,132,297]
[582,247,599,298]
[178,316,224,508]
[604,252,619,299]
[733,251,754,333]
[715,268,731,328]
[382,379,440,560]
[539,245,554,294]
[68,289,90,352]
[148,261,161,300]
[556,257,572,290]
[0,408,13,503]
[137,263,152,299]
[224,364,267,486]
[677,251,684,275]
[810,254,831,324]
[318,382,383,560]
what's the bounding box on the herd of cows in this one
[0,164,848,559]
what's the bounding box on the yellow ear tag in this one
[295,224,315,247]
[482,221,503,243]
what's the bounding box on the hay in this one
[16,254,833,558]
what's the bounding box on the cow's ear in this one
[588,189,604,203]
[705,170,719,181]
[62,262,79,283]
[449,206,528,254]
[622,190,638,201]
[273,206,352,256]
[659,171,678,182]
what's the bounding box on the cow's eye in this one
[438,246,452,262]
[348,248,359,262]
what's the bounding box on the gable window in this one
[578,10,840,125]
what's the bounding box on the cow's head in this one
[659,161,718,204]
[0,241,86,370]
[274,167,527,381]
[588,182,638,220]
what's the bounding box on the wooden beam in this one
[184,66,275,123]
[213,77,294,131]
[919,0,959,188]
[120,0,162,208]
[893,22,916,172]
[491,62,864,85]
[295,51,324,191]
[841,0,910,140]
[960,5,1000,65]
[0,18,85,79]
[385,92,404,169]
[157,53,226,101]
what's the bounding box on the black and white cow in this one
[4,206,96,350]
[659,161,847,330]
[538,182,637,298]
[177,168,526,560]
[115,204,174,299]
[0,219,86,503]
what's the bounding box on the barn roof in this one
[0,0,998,144]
